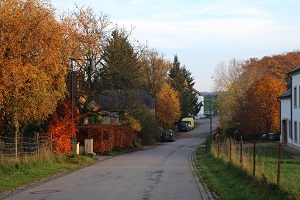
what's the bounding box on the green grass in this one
[0,153,97,194]
[196,145,297,200]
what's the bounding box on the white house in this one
[278,66,300,151]
[192,88,205,119]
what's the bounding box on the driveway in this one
[2,118,218,200]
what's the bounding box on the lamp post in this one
[200,100,213,152]
[69,57,96,154]
[69,59,76,153]
[86,58,96,95]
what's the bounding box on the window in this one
[294,121,297,142]
[289,121,292,139]
[299,86,300,108]
[294,86,297,108]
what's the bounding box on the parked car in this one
[161,130,176,142]
[204,111,214,118]
[178,123,190,132]
[261,133,275,141]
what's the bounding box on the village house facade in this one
[278,66,300,151]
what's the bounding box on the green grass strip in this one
[195,146,297,200]
[0,154,97,194]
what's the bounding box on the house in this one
[278,66,300,151]
[93,90,156,123]
[192,88,205,119]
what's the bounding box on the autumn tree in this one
[62,6,111,99]
[213,59,247,126]
[0,0,70,156]
[156,83,181,129]
[140,48,172,96]
[213,52,300,139]
[243,51,300,86]
[238,76,286,140]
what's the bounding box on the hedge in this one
[77,125,134,153]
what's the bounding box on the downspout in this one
[288,73,293,148]
[277,97,281,143]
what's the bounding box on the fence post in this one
[277,143,282,187]
[50,133,53,153]
[240,137,243,167]
[217,136,220,158]
[36,132,39,155]
[229,137,232,162]
[253,140,256,177]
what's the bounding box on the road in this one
[2,118,218,200]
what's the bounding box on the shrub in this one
[46,102,77,154]
[126,104,160,145]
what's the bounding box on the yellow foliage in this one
[156,83,181,128]
[122,115,142,132]
[0,0,70,124]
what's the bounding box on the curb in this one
[189,147,219,200]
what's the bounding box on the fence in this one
[0,133,52,159]
[209,136,300,198]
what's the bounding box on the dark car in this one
[262,133,275,141]
[178,122,190,132]
[204,111,214,118]
[161,130,176,142]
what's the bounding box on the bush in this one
[136,110,160,145]
[46,102,77,154]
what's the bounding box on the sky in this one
[51,0,300,92]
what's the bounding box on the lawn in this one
[0,153,97,194]
[195,144,299,200]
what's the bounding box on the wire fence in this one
[0,133,52,159]
[209,136,300,198]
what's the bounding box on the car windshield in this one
[162,131,171,134]
[181,121,189,125]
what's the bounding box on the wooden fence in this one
[209,136,300,198]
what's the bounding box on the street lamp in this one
[86,58,96,94]
[69,57,96,153]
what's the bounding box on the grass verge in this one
[0,152,97,194]
[195,145,297,200]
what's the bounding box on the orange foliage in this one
[47,102,78,154]
[77,126,134,153]
[244,51,300,85]
[239,76,286,139]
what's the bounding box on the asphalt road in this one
[2,118,218,200]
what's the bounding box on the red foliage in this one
[77,125,134,153]
[47,102,78,154]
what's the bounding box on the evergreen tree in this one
[96,29,142,91]
[168,55,200,118]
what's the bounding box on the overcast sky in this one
[51,0,300,92]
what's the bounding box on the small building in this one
[278,66,300,151]
[93,90,156,123]
[192,88,205,119]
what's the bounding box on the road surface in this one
[2,118,218,200]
